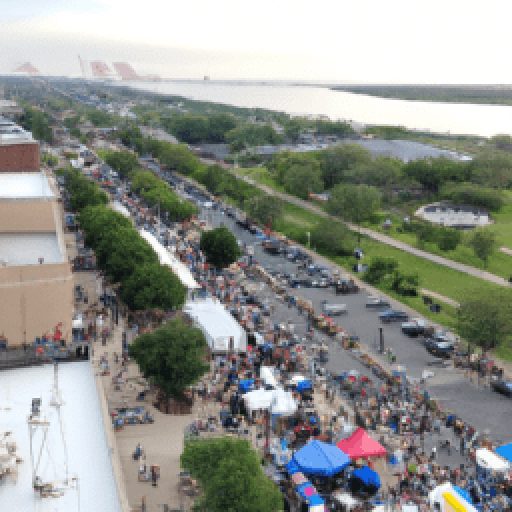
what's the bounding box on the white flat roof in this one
[184,298,247,353]
[0,233,64,266]
[0,172,54,199]
[139,229,199,289]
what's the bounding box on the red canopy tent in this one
[336,428,387,459]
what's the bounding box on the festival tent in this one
[429,482,479,512]
[289,439,351,477]
[260,366,278,388]
[475,448,510,472]
[296,379,313,392]
[271,389,298,416]
[351,466,381,490]
[336,428,387,459]
[243,388,273,413]
[238,379,255,393]
[495,442,512,464]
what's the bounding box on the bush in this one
[364,257,398,285]
[391,271,419,296]
[440,182,504,212]
[437,228,462,251]
[310,219,354,256]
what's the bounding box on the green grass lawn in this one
[235,167,285,192]
[268,200,512,328]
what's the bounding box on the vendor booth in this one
[287,439,351,477]
[260,366,278,389]
[337,428,387,460]
[349,466,381,496]
[429,482,479,512]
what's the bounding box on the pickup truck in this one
[321,301,347,316]
[401,318,427,337]
[366,296,391,309]
[378,310,409,323]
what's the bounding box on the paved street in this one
[197,205,512,444]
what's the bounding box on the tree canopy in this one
[327,183,381,223]
[181,438,283,512]
[245,195,283,227]
[310,219,354,256]
[200,226,241,268]
[104,150,139,177]
[468,229,496,266]
[129,318,208,400]
[458,290,512,350]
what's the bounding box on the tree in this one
[245,195,283,227]
[120,263,186,311]
[440,182,504,212]
[327,184,381,223]
[104,150,139,177]
[282,160,323,199]
[129,318,208,400]
[390,271,419,296]
[200,226,241,268]
[436,228,462,251]
[468,229,496,266]
[181,438,283,512]
[310,219,354,256]
[225,123,283,151]
[458,290,512,350]
[364,257,398,285]
[319,144,372,189]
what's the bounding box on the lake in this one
[125,81,512,137]
[0,362,121,512]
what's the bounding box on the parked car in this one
[334,279,359,295]
[378,310,409,323]
[366,296,391,309]
[321,301,347,316]
[262,240,282,255]
[490,379,512,398]
[401,318,427,337]
[425,339,455,358]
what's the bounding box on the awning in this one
[337,428,387,459]
[475,448,510,472]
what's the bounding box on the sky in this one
[0,0,511,83]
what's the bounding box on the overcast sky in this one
[0,0,510,82]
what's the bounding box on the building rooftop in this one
[0,172,55,199]
[0,233,64,266]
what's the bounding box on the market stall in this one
[336,428,387,460]
[429,482,479,512]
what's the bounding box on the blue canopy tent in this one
[495,443,512,463]
[296,379,313,392]
[286,459,301,475]
[238,379,255,393]
[291,440,351,477]
[352,466,381,490]
[308,495,325,509]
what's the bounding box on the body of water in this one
[0,362,121,512]
[125,81,512,137]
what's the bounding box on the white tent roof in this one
[243,389,274,413]
[260,366,278,389]
[476,448,510,472]
[184,298,247,353]
[111,200,131,218]
[288,374,308,385]
[270,389,297,416]
[139,229,199,290]
[243,388,297,416]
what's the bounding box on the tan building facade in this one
[0,167,73,347]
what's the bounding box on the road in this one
[238,175,510,288]
[196,204,512,444]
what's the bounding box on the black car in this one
[425,339,455,358]
[491,379,512,398]
[378,310,409,323]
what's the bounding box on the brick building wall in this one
[0,142,40,172]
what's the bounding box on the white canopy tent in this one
[243,388,297,416]
[184,298,247,354]
[475,448,510,473]
[260,366,278,389]
[139,229,200,291]
[111,200,131,219]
